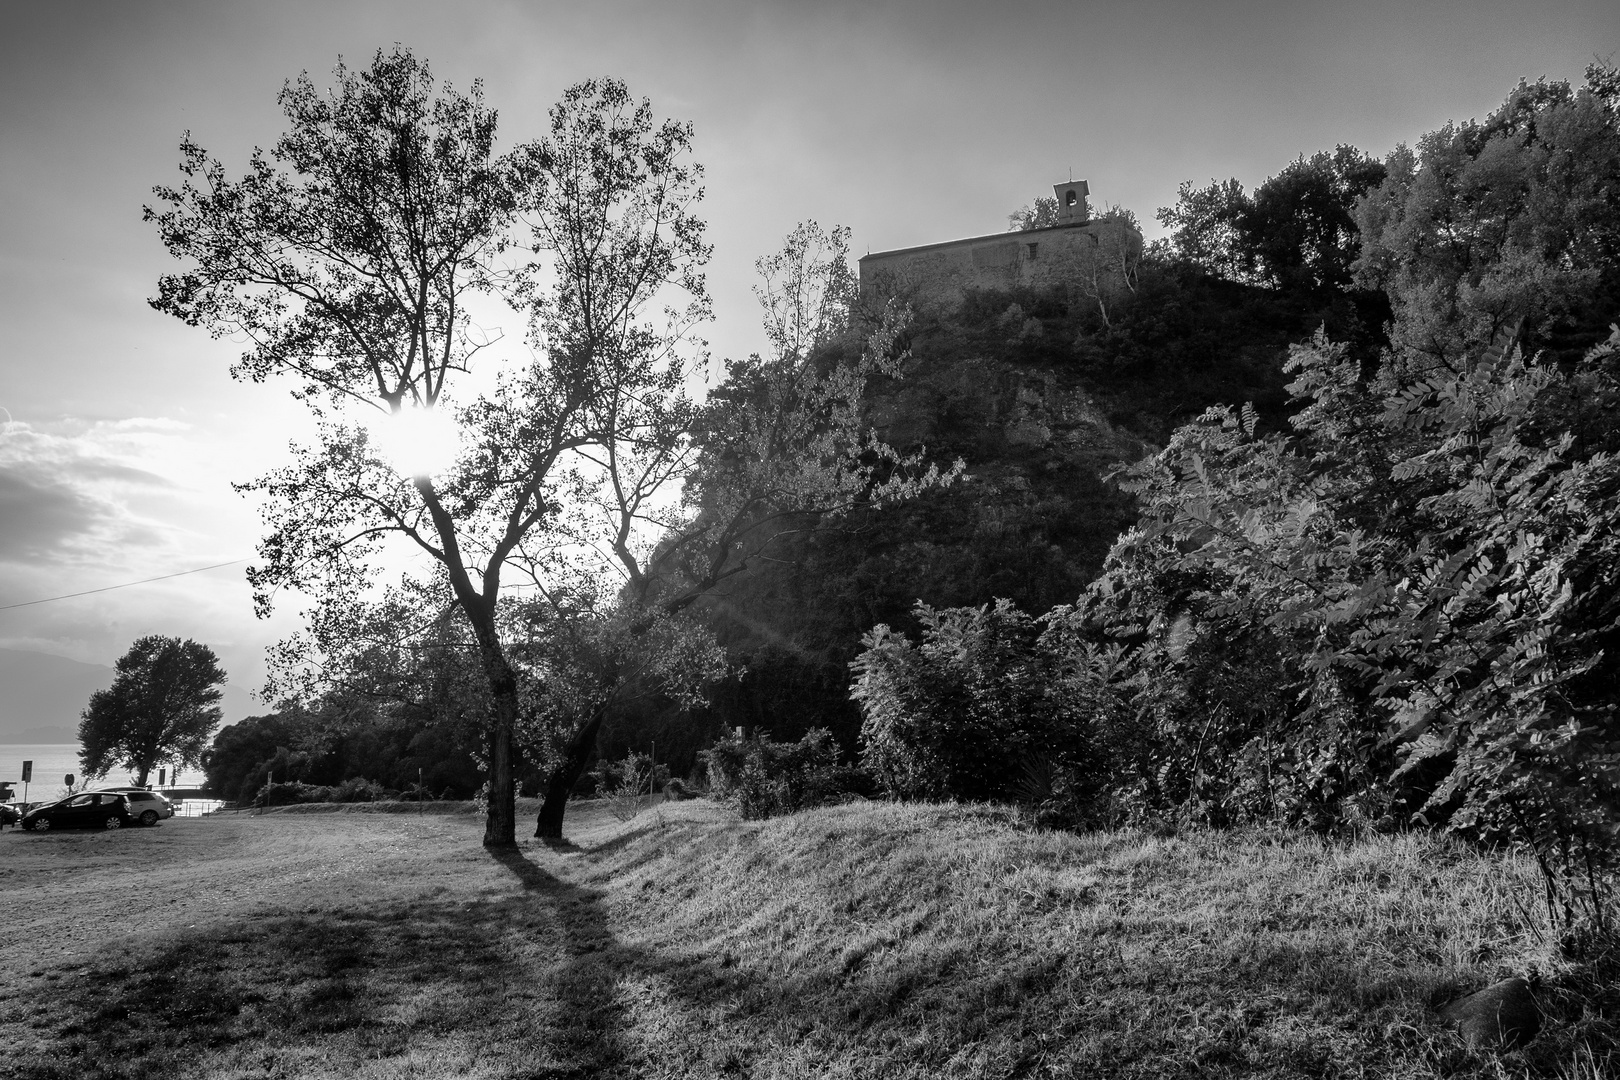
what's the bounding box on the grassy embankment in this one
[1,798,1614,1079]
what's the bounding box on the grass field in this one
[0,799,1613,1079]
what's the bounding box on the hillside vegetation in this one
[3,803,1613,1078]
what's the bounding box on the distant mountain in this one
[6,725,80,744]
[0,648,256,744]
[0,649,112,742]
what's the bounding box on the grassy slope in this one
[3,800,1613,1079]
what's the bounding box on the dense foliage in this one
[202,701,484,805]
[1158,145,1387,294]
[700,728,867,819]
[1354,72,1620,373]
[849,66,1620,919]
[852,601,1074,803]
[1102,328,1620,904]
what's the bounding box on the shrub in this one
[255,781,334,806]
[702,728,867,819]
[591,751,671,822]
[334,777,394,803]
[849,598,1331,830]
[851,600,1086,804]
[1082,327,1620,921]
[591,751,669,798]
[253,778,400,806]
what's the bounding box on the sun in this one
[368,404,462,479]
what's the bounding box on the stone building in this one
[857,180,1142,309]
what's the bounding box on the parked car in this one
[89,788,175,826]
[0,803,19,828]
[21,792,134,831]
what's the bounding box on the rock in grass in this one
[1439,976,1541,1050]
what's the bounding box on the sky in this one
[1,0,1616,724]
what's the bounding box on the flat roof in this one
[859,220,1091,263]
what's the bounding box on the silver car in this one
[90,788,176,826]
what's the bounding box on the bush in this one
[334,777,394,803]
[702,728,868,819]
[1077,326,1620,920]
[253,778,400,806]
[851,600,1087,804]
[589,750,671,822]
[591,751,669,798]
[255,781,333,806]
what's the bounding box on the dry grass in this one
[0,799,1612,1078]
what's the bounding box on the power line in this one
[0,559,248,612]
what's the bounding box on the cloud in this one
[0,469,103,556]
[0,414,292,705]
[0,418,181,565]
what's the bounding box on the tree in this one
[753,221,857,363]
[514,594,728,835]
[80,636,226,787]
[202,711,307,803]
[1353,66,1620,380]
[1008,195,1061,232]
[1063,203,1143,327]
[501,218,958,836]
[1157,147,1386,293]
[1156,177,1253,282]
[146,48,709,846]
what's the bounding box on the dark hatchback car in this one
[21,792,134,831]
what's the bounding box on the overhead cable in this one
[0,559,248,611]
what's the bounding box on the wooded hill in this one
[201,65,1620,919]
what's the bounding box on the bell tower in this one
[1053,180,1089,225]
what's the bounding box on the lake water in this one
[1,744,81,800]
[0,744,203,802]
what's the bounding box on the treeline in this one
[204,700,484,805]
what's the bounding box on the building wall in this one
[858,218,1141,309]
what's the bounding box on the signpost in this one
[21,759,31,807]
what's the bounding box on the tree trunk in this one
[135,763,151,788]
[534,710,606,840]
[480,652,520,848]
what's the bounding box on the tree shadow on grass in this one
[0,838,1540,1080]
[488,845,632,1076]
[0,846,645,1080]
